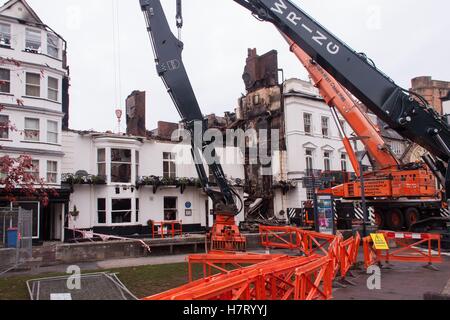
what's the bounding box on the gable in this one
[0,0,43,24]
[302,142,318,150]
[321,144,335,152]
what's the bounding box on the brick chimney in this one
[156,121,179,140]
[126,91,146,137]
[411,76,450,115]
[242,49,279,93]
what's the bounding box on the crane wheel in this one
[373,210,385,228]
[386,208,405,230]
[405,207,420,230]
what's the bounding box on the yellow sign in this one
[370,233,389,250]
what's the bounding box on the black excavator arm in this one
[139,0,240,216]
[234,0,450,196]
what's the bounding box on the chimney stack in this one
[242,49,279,93]
[126,91,146,137]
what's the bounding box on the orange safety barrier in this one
[151,220,183,239]
[187,253,284,282]
[339,232,361,279]
[259,226,360,280]
[144,254,334,300]
[363,231,442,269]
[294,256,334,300]
[142,226,361,301]
[259,225,337,257]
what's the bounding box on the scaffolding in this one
[0,207,33,275]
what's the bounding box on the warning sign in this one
[370,233,389,250]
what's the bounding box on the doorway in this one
[43,203,63,241]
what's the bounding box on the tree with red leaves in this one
[0,155,56,206]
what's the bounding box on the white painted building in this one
[0,0,69,242]
[272,78,375,216]
[61,130,245,238]
[443,93,450,116]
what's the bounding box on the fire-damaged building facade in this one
[216,49,374,226]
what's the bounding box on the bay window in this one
[26,160,40,181]
[47,120,58,144]
[24,118,40,141]
[0,23,11,47]
[47,161,57,183]
[97,148,106,177]
[26,73,41,97]
[25,28,41,51]
[111,149,132,183]
[0,68,11,93]
[48,77,59,101]
[47,33,59,58]
[0,115,9,139]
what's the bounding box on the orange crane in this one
[283,34,399,171]
[283,35,440,230]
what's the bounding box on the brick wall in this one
[411,76,450,115]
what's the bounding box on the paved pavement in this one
[333,257,450,300]
[4,249,450,300]
[3,254,190,277]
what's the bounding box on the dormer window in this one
[25,28,41,52]
[47,33,59,58]
[0,23,11,48]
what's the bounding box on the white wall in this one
[0,14,67,189]
[63,131,245,231]
[443,100,450,116]
[279,78,372,211]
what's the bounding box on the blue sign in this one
[185,202,192,209]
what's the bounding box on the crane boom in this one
[140,0,238,214]
[282,34,399,170]
[234,0,450,196]
[140,0,246,251]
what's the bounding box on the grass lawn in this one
[0,262,204,300]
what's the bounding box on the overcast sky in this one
[22,0,450,132]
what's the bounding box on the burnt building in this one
[126,91,146,137]
[226,49,372,225]
[411,76,450,115]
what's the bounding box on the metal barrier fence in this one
[363,231,442,269]
[0,207,33,275]
[27,273,138,300]
[144,227,361,300]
